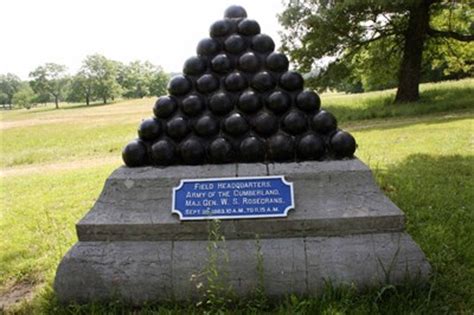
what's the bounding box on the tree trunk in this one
[395,0,431,103]
[103,96,107,104]
[54,95,59,109]
[86,95,90,106]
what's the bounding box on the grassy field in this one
[1,79,473,314]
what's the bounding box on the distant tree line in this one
[0,54,169,110]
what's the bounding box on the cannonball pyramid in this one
[122,5,356,167]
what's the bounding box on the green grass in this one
[324,78,474,123]
[1,79,473,313]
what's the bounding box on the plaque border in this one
[171,175,295,221]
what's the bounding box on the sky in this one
[0,0,285,80]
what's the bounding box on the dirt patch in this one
[0,118,76,130]
[0,156,121,177]
[0,281,37,312]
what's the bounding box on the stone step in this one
[55,232,430,304]
[77,159,405,241]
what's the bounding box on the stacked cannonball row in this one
[122,5,356,167]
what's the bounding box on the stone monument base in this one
[54,160,430,304]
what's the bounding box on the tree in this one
[149,67,169,97]
[81,54,121,104]
[117,61,169,98]
[119,61,152,98]
[0,73,21,109]
[29,63,69,108]
[12,85,35,110]
[280,0,474,103]
[68,71,94,105]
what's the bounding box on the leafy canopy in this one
[279,0,474,92]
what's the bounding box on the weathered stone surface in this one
[55,233,430,304]
[55,159,431,304]
[305,232,431,294]
[54,241,173,304]
[77,159,404,241]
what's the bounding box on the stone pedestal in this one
[54,159,430,304]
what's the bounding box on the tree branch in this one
[427,27,474,42]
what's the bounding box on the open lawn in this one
[1,79,473,314]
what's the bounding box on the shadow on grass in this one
[346,108,473,132]
[325,83,473,123]
[376,154,473,312]
[28,101,112,114]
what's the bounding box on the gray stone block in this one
[55,233,430,304]
[55,159,431,304]
[77,159,404,241]
[55,241,173,304]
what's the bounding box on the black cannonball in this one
[181,94,203,116]
[330,131,356,158]
[253,111,278,136]
[280,71,304,91]
[211,54,232,74]
[196,74,219,93]
[168,75,192,96]
[209,137,234,163]
[239,52,260,73]
[311,110,337,134]
[151,139,175,165]
[197,38,220,56]
[224,112,249,136]
[194,115,219,137]
[282,110,307,135]
[166,116,189,140]
[266,53,289,72]
[238,19,260,36]
[122,139,148,167]
[225,72,248,92]
[180,138,205,165]
[297,133,325,160]
[296,90,321,112]
[224,34,246,54]
[183,56,207,75]
[238,90,261,113]
[153,96,176,118]
[224,5,247,19]
[267,91,291,113]
[251,71,275,92]
[267,133,294,161]
[209,92,233,115]
[138,117,162,141]
[240,137,266,162]
[210,19,232,37]
[252,34,275,53]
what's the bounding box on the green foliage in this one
[66,58,168,104]
[118,61,160,98]
[0,92,8,105]
[0,73,21,107]
[427,2,474,76]
[199,219,235,312]
[81,54,122,104]
[29,63,69,108]
[149,68,169,97]
[280,0,473,94]
[67,72,94,105]
[12,84,35,109]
